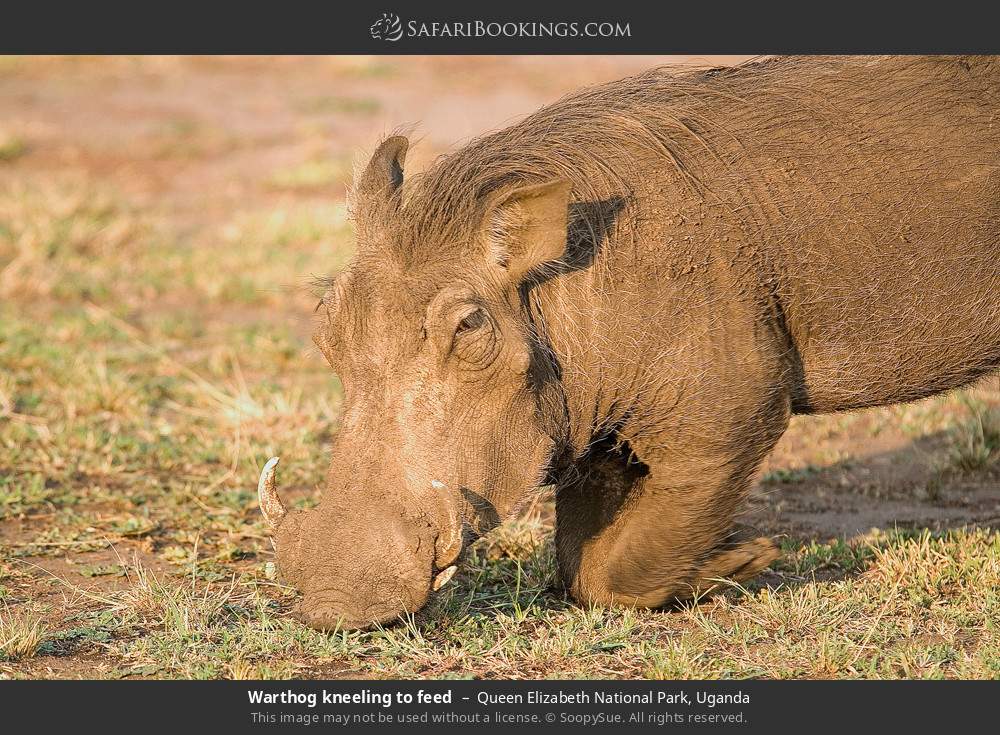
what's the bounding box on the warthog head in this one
[259,136,572,629]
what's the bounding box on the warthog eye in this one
[449,306,500,368]
[455,308,486,336]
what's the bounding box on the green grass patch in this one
[296,96,381,116]
[268,158,351,192]
[0,134,27,162]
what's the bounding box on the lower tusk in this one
[432,565,457,591]
[257,456,286,529]
[432,481,464,567]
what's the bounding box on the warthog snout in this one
[257,458,463,631]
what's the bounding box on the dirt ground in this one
[1,55,998,680]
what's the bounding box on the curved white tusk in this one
[257,456,286,529]
[432,486,464,568]
[432,565,457,591]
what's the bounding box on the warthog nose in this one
[294,608,366,632]
[294,591,372,631]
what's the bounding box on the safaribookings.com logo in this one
[370,13,404,41]
[370,13,631,42]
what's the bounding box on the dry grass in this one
[0,603,47,661]
[5,516,999,678]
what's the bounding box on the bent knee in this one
[565,566,687,609]
[695,537,780,587]
[565,536,780,609]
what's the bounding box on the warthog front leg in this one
[555,435,781,608]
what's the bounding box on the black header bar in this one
[2,2,999,54]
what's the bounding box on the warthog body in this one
[260,55,1000,629]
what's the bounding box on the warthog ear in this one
[485,179,572,282]
[356,135,408,204]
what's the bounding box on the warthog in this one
[257,55,1000,630]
